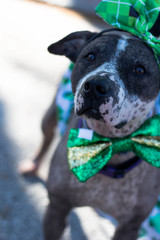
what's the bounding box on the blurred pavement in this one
[34,0,101,15]
[0,0,114,239]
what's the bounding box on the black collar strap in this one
[99,156,142,179]
[87,28,130,45]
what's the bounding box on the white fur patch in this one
[110,76,115,81]
[75,94,84,111]
[115,39,128,57]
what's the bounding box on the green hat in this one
[96,0,160,67]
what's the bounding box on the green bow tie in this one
[95,0,160,67]
[67,115,160,182]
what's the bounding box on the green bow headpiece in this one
[96,0,160,67]
[68,115,160,182]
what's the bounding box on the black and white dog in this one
[38,24,160,240]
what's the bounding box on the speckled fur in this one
[44,30,160,240]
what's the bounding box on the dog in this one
[19,20,160,239]
[35,25,160,240]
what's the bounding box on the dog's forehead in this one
[72,33,137,88]
[87,31,137,50]
[84,33,130,54]
[77,32,144,69]
[72,35,122,73]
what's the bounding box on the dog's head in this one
[48,30,160,137]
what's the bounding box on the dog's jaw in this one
[85,102,155,138]
[97,95,155,138]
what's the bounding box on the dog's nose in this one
[83,79,110,97]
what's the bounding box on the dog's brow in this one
[86,28,126,45]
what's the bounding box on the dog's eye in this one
[134,65,146,75]
[85,53,95,61]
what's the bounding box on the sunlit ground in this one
[0,0,114,239]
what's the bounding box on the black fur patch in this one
[116,39,160,101]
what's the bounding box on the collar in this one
[99,156,142,179]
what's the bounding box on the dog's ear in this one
[48,31,97,62]
[150,14,160,37]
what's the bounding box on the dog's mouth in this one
[76,108,101,120]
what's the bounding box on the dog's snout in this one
[83,79,110,97]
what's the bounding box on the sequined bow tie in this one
[67,115,160,182]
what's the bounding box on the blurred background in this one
[0,0,116,239]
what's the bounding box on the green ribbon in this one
[67,115,160,182]
[95,0,160,67]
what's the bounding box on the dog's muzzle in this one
[76,75,119,119]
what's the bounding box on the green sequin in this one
[150,214,160,233]
[68,115,160,182]
[96,0,160,68]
